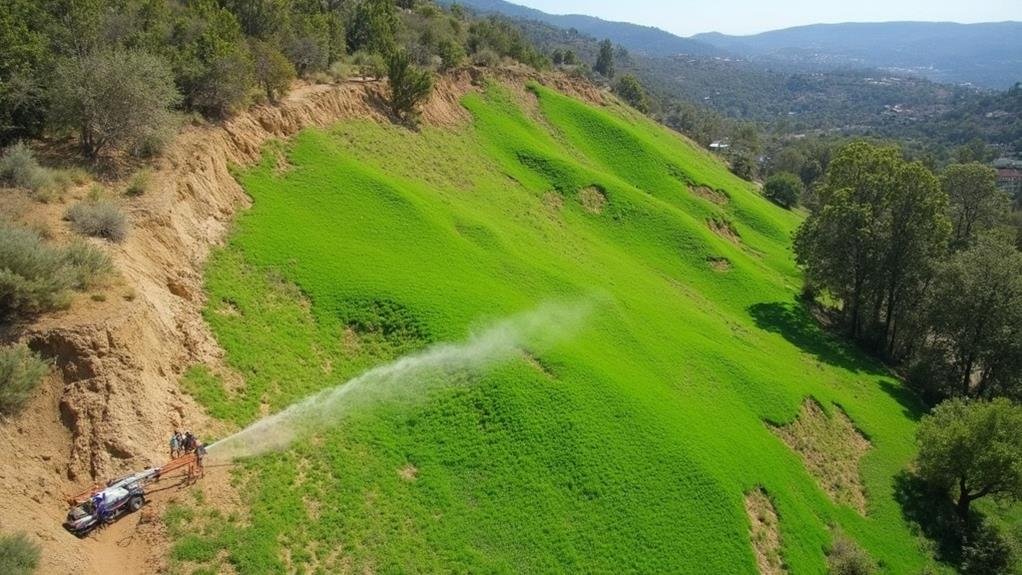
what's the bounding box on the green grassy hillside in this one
[175,81,933,573]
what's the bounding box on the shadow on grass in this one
[747,301,876,374]
[893,471,966,567]
[892,472,1015,573]
[878,379,927,422]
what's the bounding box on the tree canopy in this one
[942,163,1007,249]
[0,0,552,154]
[794,141,950,358]
[764,171,802,209]
[918,232,1022,400]
[251,39,295,103]
[49,48,180,158]
[594,38,613,78]
[614,74,648,113]
[916,398,1022,520]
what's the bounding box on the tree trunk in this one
[961,353,975,396]
[957,491,971,520]
[80,125,94,158]
[883,283,899,357]
[870,291,884,349]
[956,477,975,522]
[887,317,899,358]
[849,276,863,338]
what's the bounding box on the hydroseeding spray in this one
[207,300,592,461]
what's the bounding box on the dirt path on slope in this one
[0,67,605,575]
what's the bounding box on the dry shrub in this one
[827,533,877,575]
[0,221,113,318]
[328,60,354,81]
[0,142,64,200]
[471,48,501,67]
[308,71,332,85]
[66,199,128,242]
[125,169,151,197]
[63,239,114,289]
[578,186,607,214]
[0,221,73,316]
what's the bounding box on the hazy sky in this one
[510,0,1021,36]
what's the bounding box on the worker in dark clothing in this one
[195,443,207,476]
[183,431,196,453]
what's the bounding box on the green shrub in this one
[614,75,650,113]
[435,38,465,71]
[125,170,151,197]
[0,532,41,575]
[251,40,296,103]
[49,170,74,192]
[65,200,128,242]
[386,50,433,121]
[730,154,756,181]
[0,346,48,416]
[827,533,878,575]
[0,142,54,193]
[764,171,803,209]
[86,183,105,202]
[0,221,73,317]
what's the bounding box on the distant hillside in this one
[442,2,1017,155]
[443,0,722,56]
[512,19,983,144]
[694,21,1022,89]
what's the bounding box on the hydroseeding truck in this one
[63,452,202,537]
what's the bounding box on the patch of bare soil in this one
[420,69,476,126]
[771,399,871,514]
[691,185,729,205]
[745,488,787,575]
[398,464,419,482]
[578,186,607,214]
[543,191,564,213]
[706,256,732,272]
[707,216,741,244]
[0,68,510,574]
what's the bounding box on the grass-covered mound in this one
[178,82,933,573]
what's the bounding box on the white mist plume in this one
[207,299,591,461]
